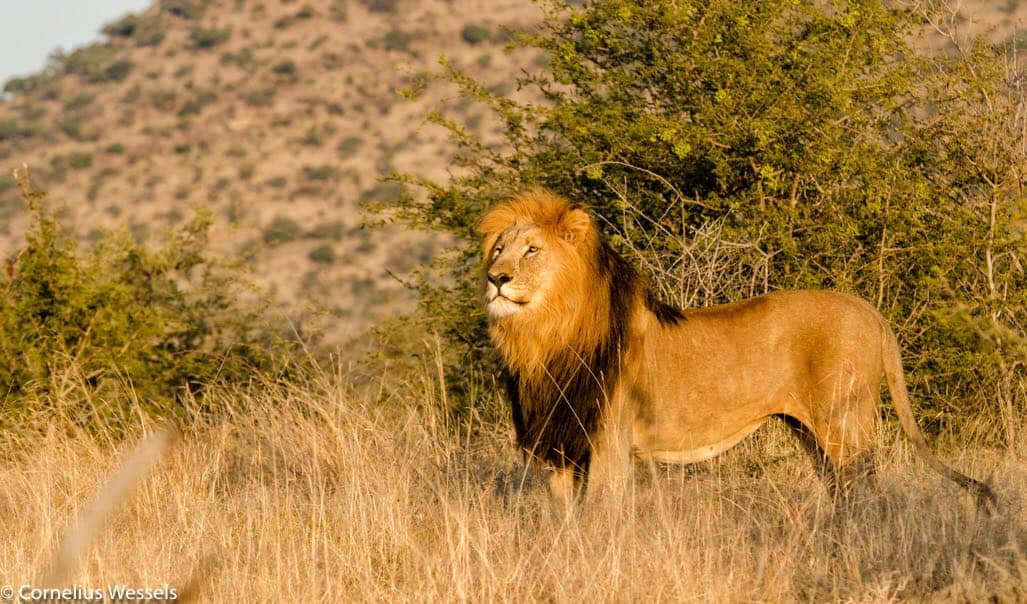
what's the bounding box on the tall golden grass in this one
[0,361,1023,602]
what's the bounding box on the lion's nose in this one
[488,271,512,287]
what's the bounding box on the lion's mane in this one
[478,191,682,474]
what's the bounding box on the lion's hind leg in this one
[785,367,881,500]
[783,412,878,503]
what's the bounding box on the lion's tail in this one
[879,319,997,511]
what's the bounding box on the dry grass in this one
[0,365,1024,602]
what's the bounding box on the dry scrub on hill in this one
[0,362,1024,602]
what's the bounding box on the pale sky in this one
[0,0,153,84]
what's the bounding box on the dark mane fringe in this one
[503,240,682,472]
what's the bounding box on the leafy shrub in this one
[178,88,218,116]
[302,164,339,181]
[105,143,126,155]
[272,60,297,78]
[300,124,334,146]
[308,220,345,241]
[329,1,348,21]
[263,216,302,245]
[165,0,205,19]
[64,93,96,112]
[308,244,336,264]
[264,176,288,189]
[0,172,292,431]
[191,27,231,49]
[361,180,403,205]
[220,48,257,71]
[393,0,1027,436]
[102,14,138,37]
[104,60,134,81]
[68,152,93,170]
[383,29,413,52]
[243,87,276,107]
[150,88,178,111]
[57,116,87,141]
[460,24,491,45]
[337,135,364,156]
[134,16,167,46]
[0,119,40,142]
[3,73,55,95]
[360,0,398,13]
[56,45,134,83]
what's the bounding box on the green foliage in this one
[191,26,232,49]
[303,164,339,181]
[308,243,337,264]
[0,175,293,431]
[56,45,134,83]
[263,216,302,246]
[393,0,1027,434]
[337,135,365,156]
[134,16,167,47]
[102,14,139,37]
[3,73,55,95]
[360,0,397,13]
[272,60,297,78]
[383,28,414,53]
[309,220,345,241]
[329,1,348,21]
[67,152,93,170]
[243,87,276,107]
[165,0,205,20]
[460,24,491,45]
[0,119,40,143]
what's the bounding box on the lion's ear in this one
[560,207,594,245]
[476,205,516,256]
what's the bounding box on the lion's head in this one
[476,191,612,374]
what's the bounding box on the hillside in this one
[0,0,541,345]
[1,0,1024,347]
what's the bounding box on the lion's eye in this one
[492,246,503,257]
[525,246,539,255]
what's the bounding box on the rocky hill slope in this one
[0,0,541,345]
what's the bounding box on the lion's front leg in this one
[582,420,634,511]
[546,466,580,511]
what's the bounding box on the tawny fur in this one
[478,190,996,510]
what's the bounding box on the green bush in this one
[102,14,138,37]
[272,60,297,77]
[460,24,491,45]
[337,135,364,156]
[308,243,336,264]
[3,73,55,95]
[308,220,345,241]
[191,27,231,49]
[134,16,167,47]
[303,164,339,181]
[0,119,40,142]
[392,0,1027,436]
[360,0,397,13]
[56,45,134,83]
[0,173,292,431]
[68,152,93,170]
[243,87,276,107]
[263,215,302,245]
[165,0,205,20]
[383,28,413,52]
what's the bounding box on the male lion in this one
[478,190,995,509]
